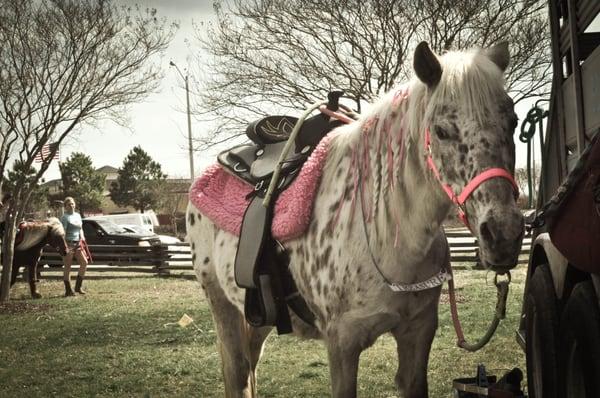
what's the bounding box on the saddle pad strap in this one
[234,195,271,289]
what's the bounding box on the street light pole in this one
[170,61,195,180]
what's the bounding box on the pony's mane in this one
[25,217,64,235]
[328,48,506,163]
[407,48,506,140]
[46,217,65,236]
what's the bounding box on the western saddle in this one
[217,90,355,334]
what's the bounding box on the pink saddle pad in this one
[189,133,335,242]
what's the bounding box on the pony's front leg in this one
[326,332,361,398]
[391,308,438,398]
[27,262,42,299]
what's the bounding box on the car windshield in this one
[95,219,127,234]
[122,225,151,235]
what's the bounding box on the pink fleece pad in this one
[189,133,335,242]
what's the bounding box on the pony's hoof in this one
[32,292,42,299]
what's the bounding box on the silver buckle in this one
[233,162,248,173]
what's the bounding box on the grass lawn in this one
[0,266,527,397]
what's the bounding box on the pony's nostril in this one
[479,220,494,241]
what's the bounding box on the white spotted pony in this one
[187,42,524,397]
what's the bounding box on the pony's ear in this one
[414,42,442,87]
[486,41,510,72]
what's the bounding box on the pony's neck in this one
[356,83,451,263]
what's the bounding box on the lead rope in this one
[448,269,511,351]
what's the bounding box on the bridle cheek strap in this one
[424,128,519,228]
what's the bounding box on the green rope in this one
[458,279,510,352]
[519,105,548,208]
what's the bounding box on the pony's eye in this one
[434,126,450,140]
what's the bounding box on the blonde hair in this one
[63,196,75,205]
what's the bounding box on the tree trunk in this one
[0,213,17,302]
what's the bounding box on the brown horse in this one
[1,218,68,299]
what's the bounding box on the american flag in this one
[34,142,60,163]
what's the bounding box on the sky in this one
[44,0,217,181]
[42,0,549,182]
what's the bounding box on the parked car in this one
[120,224,182,245]
[82,219,161,246]
[84,212,157,233]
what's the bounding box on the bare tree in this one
[515,164,541,207]
[0,0,176,302]
[193,0,551,148]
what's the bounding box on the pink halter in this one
[319,86,519,229]
[424,127,519,228]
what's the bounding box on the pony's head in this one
[46,217,68,256]
[413,42,524,272]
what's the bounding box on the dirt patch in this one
[0,302,51,315]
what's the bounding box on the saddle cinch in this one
[218,90,355,334]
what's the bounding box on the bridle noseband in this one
[424,127,519,228]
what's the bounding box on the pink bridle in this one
[319,87,520,229]
[424,127,519,228]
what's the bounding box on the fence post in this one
[154,244,170,277]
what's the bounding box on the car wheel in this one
[525,264,560,398]
[560,280,600,398]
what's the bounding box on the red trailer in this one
[518,1,600,397]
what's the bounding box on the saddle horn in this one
[326,90,345,111]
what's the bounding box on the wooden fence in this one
[37,228,532,277]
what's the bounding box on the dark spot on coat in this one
[329,200,341,213]
[343,182,353,198]
[322,246,331,266]
[203,257,210,264]
[188,212,195,226]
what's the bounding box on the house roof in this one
[96,165,119,174]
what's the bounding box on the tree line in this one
[3,146,168,218]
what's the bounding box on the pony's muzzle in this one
[477,207,524,271]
